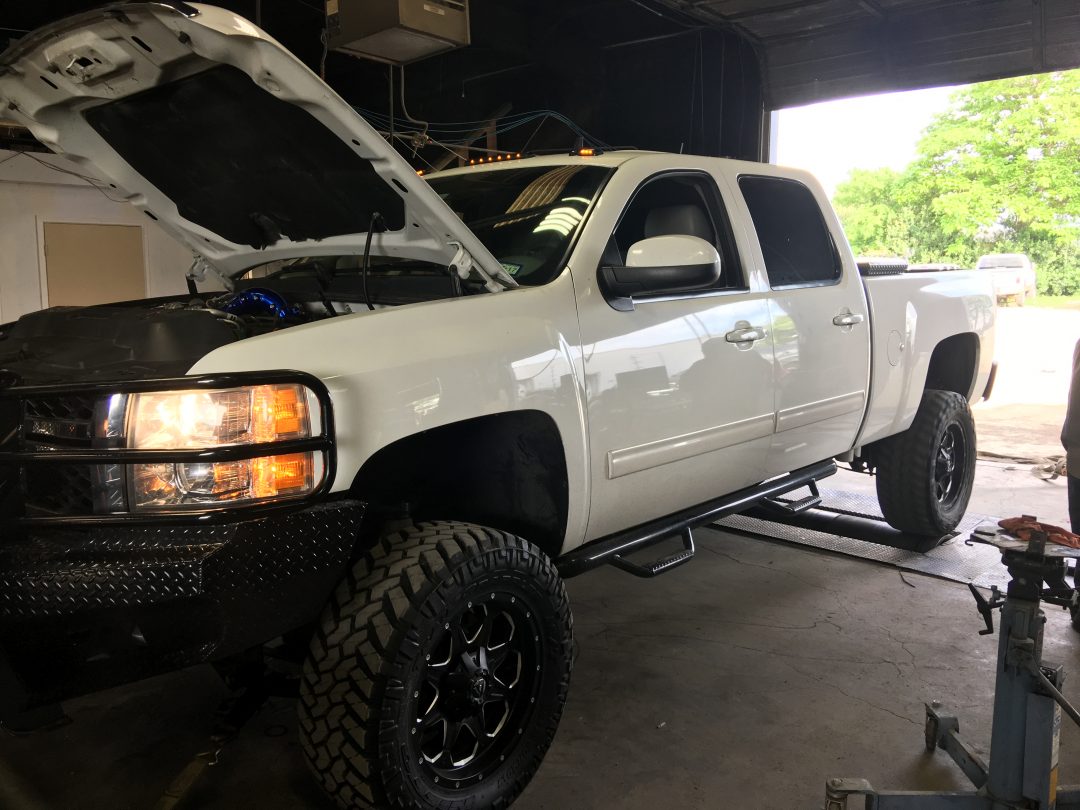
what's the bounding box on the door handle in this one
[725,326,767,344]
[832,312,865,327]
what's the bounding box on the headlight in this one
[126,383,324,511]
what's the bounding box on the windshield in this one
[237,164,612,288]
[426,165,612,285]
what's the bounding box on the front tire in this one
[875,390,976,539]
[299,520,573,810]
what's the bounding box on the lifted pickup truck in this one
[0,4,995,808]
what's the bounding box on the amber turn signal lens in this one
[252,453,314,498]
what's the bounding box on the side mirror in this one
[599,235,722,310]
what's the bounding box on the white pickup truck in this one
[0,4,995,809]
[976,252,1037,304]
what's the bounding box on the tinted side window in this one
[608,173,743,291]
[738,176,840,288]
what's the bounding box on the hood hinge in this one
[448,242,517,293]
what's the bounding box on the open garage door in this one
[656,0,1080,108]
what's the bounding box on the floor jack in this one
[826,524,1080,809]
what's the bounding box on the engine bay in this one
[0,257,474,386]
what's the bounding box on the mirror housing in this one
[599,235,722,310]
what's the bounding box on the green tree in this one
[832,168,907,256]
[833,69,1080,293]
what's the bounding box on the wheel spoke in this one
[420,684,441,716]
[459,649,478,674]
[478,606,498,648]
[487,645,512,672]
[448,718,481,767]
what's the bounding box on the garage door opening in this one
[774,70,1080,463]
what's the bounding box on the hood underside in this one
[0,2,513,287]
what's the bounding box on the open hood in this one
[0,2,515,290]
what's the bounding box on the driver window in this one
[607,172,744,291]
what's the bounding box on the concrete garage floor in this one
[0,465,1075,810]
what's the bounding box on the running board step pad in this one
[610,528,695,578]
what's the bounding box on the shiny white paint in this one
[189,270,593,547]
[178,151,998,552]
[712,161,873,476]
[564,154,778,540]
[857,271,996,445]
[626,234,721,270]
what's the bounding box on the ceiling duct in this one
[325,0,470,64]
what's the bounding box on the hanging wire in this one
[2,151,130,203]
[355,107,609,149]
[397,66,429,139]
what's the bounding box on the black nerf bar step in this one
[609,527,696,579]
[557,460,837,578]
[760,481,821,515]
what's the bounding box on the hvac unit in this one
[325,0,470,64]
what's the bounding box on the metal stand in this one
[826,527,1080,809]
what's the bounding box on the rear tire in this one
[875,390,976,538]
[299,520,573,810]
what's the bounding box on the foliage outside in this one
[833,70,1080,295]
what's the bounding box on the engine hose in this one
[204,307,248,338]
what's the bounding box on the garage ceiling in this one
[3,1,1079,157]
[656,0,1080,108]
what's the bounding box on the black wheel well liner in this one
[350,410,569,560]
[925,332,979,399]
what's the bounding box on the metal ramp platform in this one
[714,487,1010,590]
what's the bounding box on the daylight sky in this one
[775,85,957,199]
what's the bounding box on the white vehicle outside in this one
[977,253,1037,303]
[0,5,998,809]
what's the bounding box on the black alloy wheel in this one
[415,593,542,786]
[876,389,977,540]
[300,520,573,810]
[933,423,967,509]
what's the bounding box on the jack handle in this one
[968,583,1002,635]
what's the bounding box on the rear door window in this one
[738,176,840,288]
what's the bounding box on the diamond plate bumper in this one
[0,500,363,719]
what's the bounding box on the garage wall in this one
[0,148,190,322]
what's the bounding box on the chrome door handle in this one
[725,326,767,344]
[832,312,865,327]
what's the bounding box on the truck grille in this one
[23,395,96,444]
[20,394,101,517]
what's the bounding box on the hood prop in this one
[186,255,235,294]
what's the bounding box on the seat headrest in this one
[643,204,714,242]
